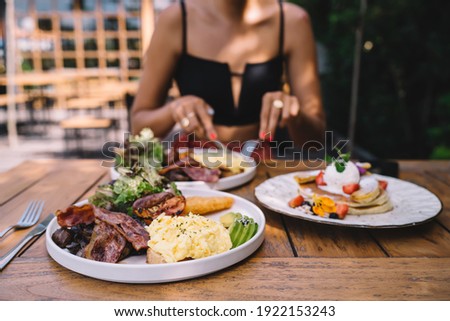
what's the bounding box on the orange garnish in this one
[312,206,325,217]
[312,195,336,216]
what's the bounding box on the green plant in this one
[289,0,450,159]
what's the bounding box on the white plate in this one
[254,171,442,228]
[46,188,265,283]
[110,150,257,190]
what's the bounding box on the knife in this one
[0,213,54,271]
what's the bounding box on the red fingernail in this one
[209,132,217,140]
[259,131,266,140]
[269,134,273,142]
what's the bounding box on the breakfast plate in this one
[110,149,257,191]
[255,171,442,228]
[46,188,265,283]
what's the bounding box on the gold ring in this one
[272,99,284,109]
[180,117,190,128]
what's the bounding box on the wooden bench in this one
[0,94,34,132]
[60,116,114,154]
[65,97,108,116]
[0,94,30,106]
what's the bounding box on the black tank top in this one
[174,0,285,126]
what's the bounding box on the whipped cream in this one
[318,161,360,196]
[357,176,378,194]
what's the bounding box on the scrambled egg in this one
[146,213,232,263]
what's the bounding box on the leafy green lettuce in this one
[89,167,167,215]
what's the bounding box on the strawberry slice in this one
[342,183,360,194]
[315,171,327,186]
[336,203,349,219]
[378,180,388,190]
[288,195,304,208]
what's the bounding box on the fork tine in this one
[25,201,40,224]
[30,201,45,224]
[18,201,37,224]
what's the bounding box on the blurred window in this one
[105,38,120,51]
[106,58,120,68]
[15,0,29,13]
[17,17,35,33]
[21,58,34,72]
[14,0,145,80]
[60,17,74,31]
[85,58,99,68]
[38,18,52,31]
[127,38,140,51]
[81,0,96,11]
[83,17,97,31]
[58,0,74,12]
[125,0,141,12]
[42,58,55,71]
[61,39,76,51]
[63,59,77,68]
[126,17,140,31]
[102,0,120,13]
[128,57,141,70]
[104,18,119,31]
[84,39,98,51]
[36,0,52,12]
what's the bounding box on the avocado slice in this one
[226,213,259,248]
[231,220,258,248]
[220,212,242,228]
[229,220,244,248]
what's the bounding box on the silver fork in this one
[0,200,45,238]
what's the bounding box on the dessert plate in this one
[46,188,265,283]
[255,171,442,228]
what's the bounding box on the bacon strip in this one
[93,207,149,251]
[56,204,95,227]
[83,221,127,263]
[54,204,149,260]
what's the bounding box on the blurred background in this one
[0,0,449,172]
[292,0,450,160]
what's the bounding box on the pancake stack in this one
[343,176,392,215]
[294,169,393,217]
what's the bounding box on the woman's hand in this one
[169,95,217,140]
[259,91,300,141]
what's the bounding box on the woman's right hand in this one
[169,95,217,140]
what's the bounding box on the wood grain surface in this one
[1,257,449,300]
[0,159,449,300]
[0,160,53,205]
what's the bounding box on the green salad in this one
[89,166,173,215]
[115,128,164,170]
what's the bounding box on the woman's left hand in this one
[259,91,300,141]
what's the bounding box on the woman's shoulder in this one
[282,2,311,26]
[155,3,183,32]
[281,3,314,54]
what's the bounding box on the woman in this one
[131,0,325,146]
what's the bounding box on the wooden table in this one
[0,159,449,300]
